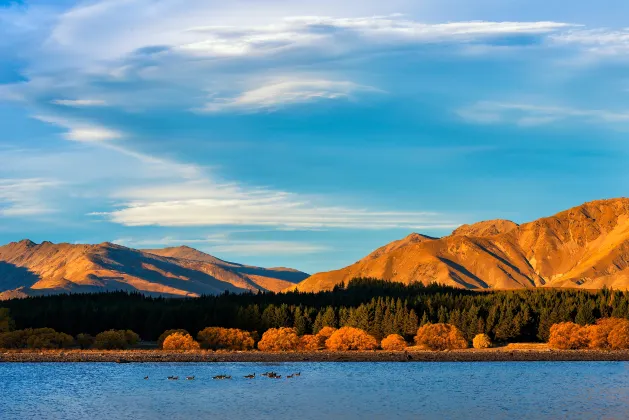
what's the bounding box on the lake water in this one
[1,361,629,419]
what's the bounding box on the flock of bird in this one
[144,372,301,381]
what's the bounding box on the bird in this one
[144,376,149,380]
[244,374,255,379]
[168,376,179,380]
[287,374,294,379]
[186,376,195,380]
[294,372,301,377]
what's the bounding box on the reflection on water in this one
[1,361,629,419]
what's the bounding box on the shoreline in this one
[3,349,629,363]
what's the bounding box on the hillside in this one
[0,241,308,299]
[294,198,629,292]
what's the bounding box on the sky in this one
[1,0,629,274]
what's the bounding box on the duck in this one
[286,374,294,379]
[244,374,256,379]
[168,376,179,380]
[294,372,301,377]
[186,376,195,380]
[144,376,149,380]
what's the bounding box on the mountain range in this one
[293,198,629,292]
[0,240,308,299]
[2,198,629,299]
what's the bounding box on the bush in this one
[76,333,95,349]
[325,327,378,351]
[548,322,588,349]
[587,318,629,349]
[0,328,74,349]
[608,322,629,350]
[414,323,468,351]
[258,327,300,351]
[298,334,325,351]
[162,332,200,350]
[0,308,14,333]
[197,327,254,350]
[157,329,190,349]
[380,334,407,351]
[317,326,337,341]
[472,333,492,349]
[94,330,140,350]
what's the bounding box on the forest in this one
[2,278,629,343]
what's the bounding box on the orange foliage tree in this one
[325,327,378,351]
[587,318,629,349]
[197,327,254,350]
[317,326,337,341]
[414,323,468,350]
[162,332,201,350]
[298,334,325,351]
[548,322,589,349]
[380,334,407,351]
[472,333,492,349]
[158,329,190,349]
[258,327,300,351]
[607,321,629,350]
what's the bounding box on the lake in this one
[1,362,629,419]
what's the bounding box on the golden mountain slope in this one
[0,241,307,299]
[294,198,629,292]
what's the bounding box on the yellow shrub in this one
[197,327,254,350]
[298,334,325,351]
[162,332,200,350]
[472,333,492,349]
[380,334,407,351]
[587,318,629,349]
[257,327,300,351]
[414,323,468,351]
[325,327,378,351]
[608,322,629,350]
[317,326,337,341]
[548,322,588,349]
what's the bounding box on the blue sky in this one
[1,0,629,273]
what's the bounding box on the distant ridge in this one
[0,241,308,299]
[293,198,629,292]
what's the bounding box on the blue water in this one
[1,362,629,419]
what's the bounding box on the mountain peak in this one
[452,219,518,237]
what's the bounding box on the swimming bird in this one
[168,376,179,380]
[244,374,255,379]
[144,376,149,380]
[186,376,195,380]
[286,374,294,379]
[294,372,301,376]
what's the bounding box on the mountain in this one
[293,198,629,292]
[0,241,308,299]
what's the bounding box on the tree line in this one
[2,278,629,343]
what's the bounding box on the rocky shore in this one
[3,348,629,363]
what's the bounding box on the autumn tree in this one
[94,330,140,350]
[197,327,254,350]
[76,333,95,349]
[325,327,378,351]
[587,318,629,349]
[157,329,190,348]
[0,308,14,333]
[258,327,300,351]
[414,323,468,350]
[298,334,324,351]
[380,334,407,351]
[548,322,588,349]
[162,332,201,350]
[472,333,492,349]
[607,321,629,350]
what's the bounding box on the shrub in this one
[414,323,468,351]
[472,333,492,349]
[325,327,378,351]
[76,333,95,349]
[94,330,140,350]
[0,328,74,349]
[0,308,14,333]
[608,322,629,350]
[380,334,407,351]
[548,322,588,349]
[162,332,200,350]
[157,329,190,349]
[317,326,337,341]
[258,327,300,351]
[587,318,629,349]
[197,327,254,350]
[298,334,325,351]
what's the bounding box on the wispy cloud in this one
[457,101,629,127]
[551,28,629,56]
[100,179,458,230]
[33,115,123,142]
[51,99,108,107]
[202,79,380,112]
[0,178,59,217]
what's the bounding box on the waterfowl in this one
[186,376,195,380]
[286,374,294,379]
[294,372,301,376]
[168,376,179,380]
[244,374,255,379]
[144,376,149,380]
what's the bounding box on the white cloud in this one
[0,178,59,217]
[551,28,629,56]
[51,99,108,107]
[202,79,380,111]
[33,115,123,142]
[457,101,629,127]
[100,179,458,230]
